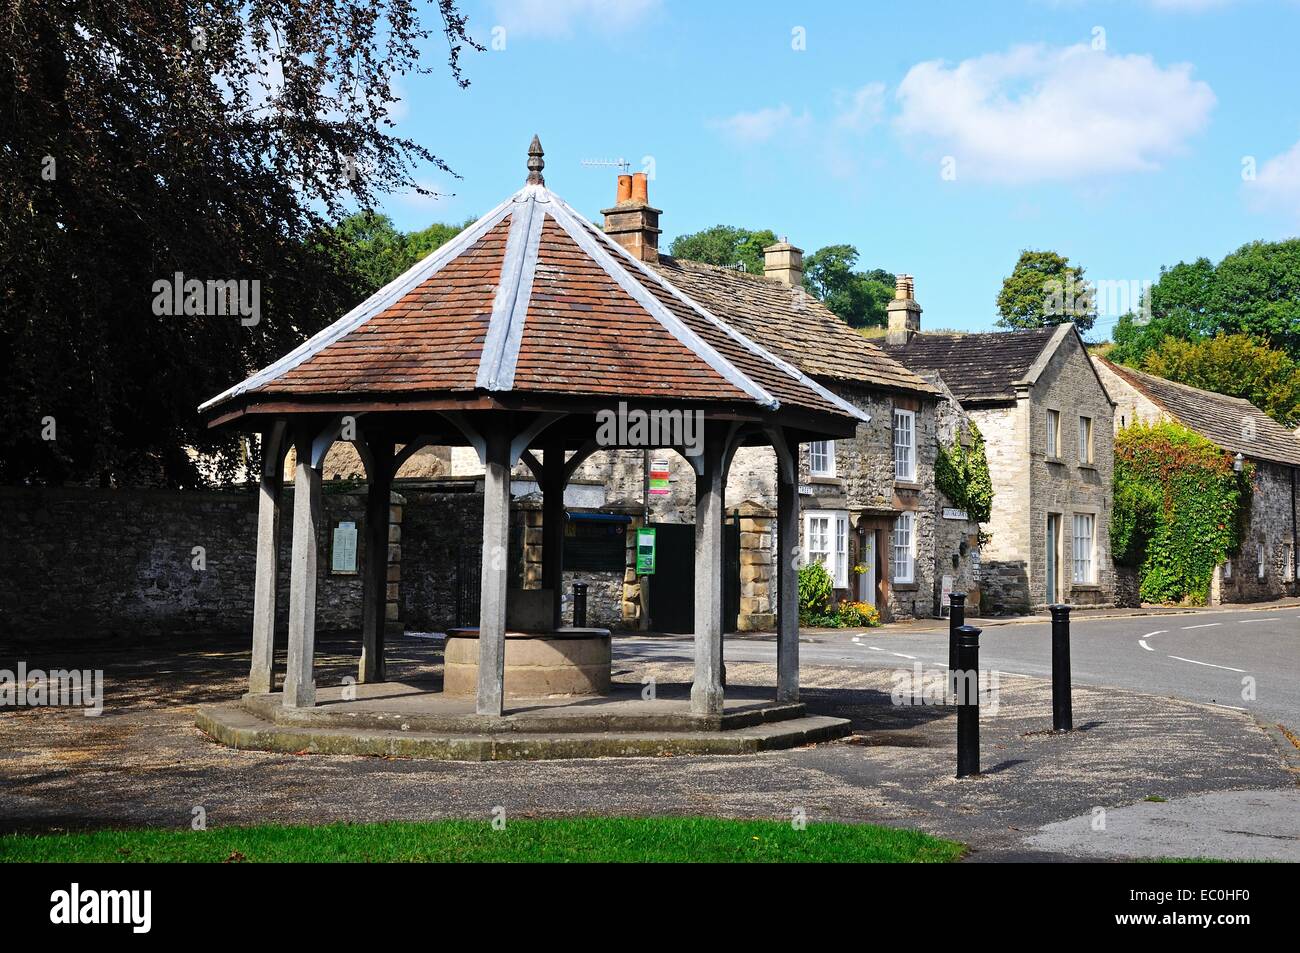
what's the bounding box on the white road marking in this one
[869,646,883,652]
[1138,640,1153,651]
[1181,623,1222,630]
[891,652,917,660]
[1167,655,1247,673]
[1210,702,1248,711]
[1237,620,1269,625]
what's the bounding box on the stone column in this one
[284,428,323,709]
[359,438,394,683]
[540,436,565,630]
[691,438,726,716]
[477,426,512,715]
[776,457,801,702]
[249,422,285,694]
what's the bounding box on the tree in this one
[1141,334,1300,427]
[1108,258,1218,365]
[328,213,474,298]
[1109,240,1300,364]
[668,225,778,275]
[0,1,480,487]
[996,250,1097,333]
[802,245,894,329]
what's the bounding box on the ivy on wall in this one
[935,422,993,524]
[1111,421,1252,605]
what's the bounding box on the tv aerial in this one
[579,157,631,174]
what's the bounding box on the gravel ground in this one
[1,633,1293,860]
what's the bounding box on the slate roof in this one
[880,326,1061,404]
[650,256,938,397]
[1099,358,1300,468]
[201,174,865,425]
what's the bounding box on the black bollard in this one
[1049,603,1073,732]
[572,582,588,627]
[948,592,966,702]
[955,624,981,778]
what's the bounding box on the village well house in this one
[1096,358,1300,604]
[884,321,1117,612]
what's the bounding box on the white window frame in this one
[808,440,836,478]
[892,511,916,584]
[1078,415,1093,464]
[1223,558,1232,580]
[1257,543,1267,580]
[1072,513,1094,585]
[1285,544,1295,582]
[893,409,916,482]
[1046,409,1060,459]
[805,510,849,588]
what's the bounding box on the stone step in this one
[197,704,851,762]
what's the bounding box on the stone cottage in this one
[1096,358,1300,604]
[884,322,1117,612]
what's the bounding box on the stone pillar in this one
[737,501,775,631]
[776,462,801,702]
[540,437,565,630]
[477,426,512,716]
[249,422,285,694]
[691,438,726,716]
[359,439,394,683]
[284,429,323,709]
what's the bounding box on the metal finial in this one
[527,135,545,185]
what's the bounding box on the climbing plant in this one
[935,422,994,523]
[1111,421,1252,605]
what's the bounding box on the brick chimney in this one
[762,238,803,287]
[602,172,661,263]
[886,274,921,345]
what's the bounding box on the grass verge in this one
[0,817,964,863]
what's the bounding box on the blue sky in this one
[379,0,1300,337]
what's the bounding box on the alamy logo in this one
[50,884,151,933]
[152,271,260,326]
[0,663,103,716]
[595,401,703,457]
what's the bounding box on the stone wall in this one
[1219,460,1298,603]
[967,403,1031,613]
[0,484,382,638]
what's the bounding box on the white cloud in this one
[833,83,886,132]
[710,104,811,146]
[1247,139,1300,218]
[490,0,659,38]
[895,43,1215,183]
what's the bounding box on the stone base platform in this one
[444,627,611,698]
[196,679,850,762]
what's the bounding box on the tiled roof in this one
[881,326,1061,403]
[1099,358,1300,467]
[651,257,938,397]
[201,184,865,424]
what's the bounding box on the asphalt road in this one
[616,605,1300,728]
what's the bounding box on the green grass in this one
[0,817,964,864]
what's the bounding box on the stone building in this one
[884,323,1117,612]
[1096,358,1300,604]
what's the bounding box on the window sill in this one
[1078,462,1098,471]
[892,582,918,591]
[894,480,923,492]
[809,475,842,485]
[1045,456,1065,465]
[1070,583,1101,591]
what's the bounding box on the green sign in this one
[635,527,656,575]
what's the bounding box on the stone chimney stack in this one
[762,238,803,287]
[602,172,661,263]
[886,274,922,345]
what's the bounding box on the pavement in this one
[2,624,1297,861]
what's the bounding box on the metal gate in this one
[454,547,481,627]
